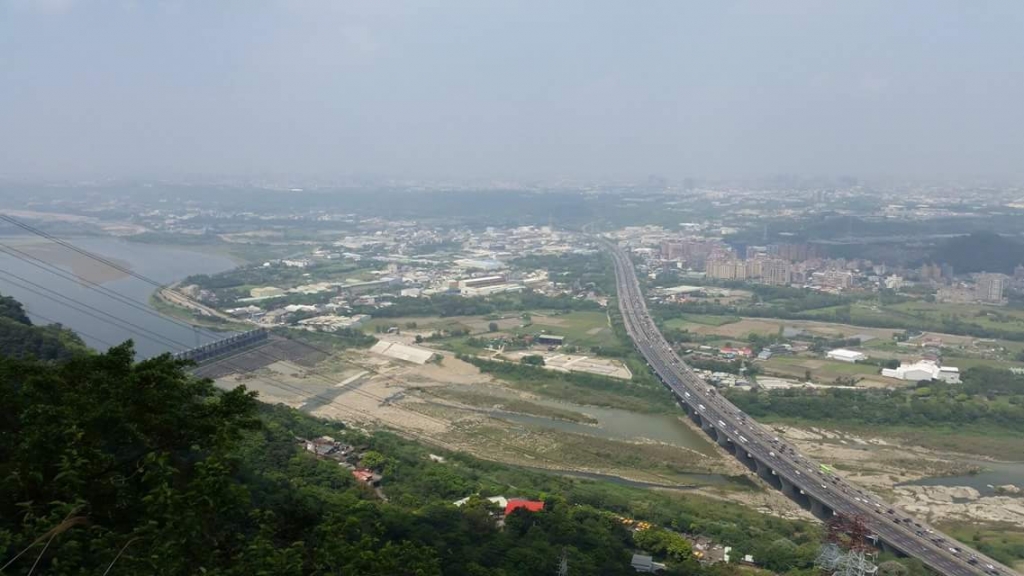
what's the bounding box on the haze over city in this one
[4,2,1024,576]
[3,0,1024,182]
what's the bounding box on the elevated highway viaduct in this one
[603,238,1014,576]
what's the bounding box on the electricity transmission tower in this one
[815,515,878,576]
[556,548,568,576]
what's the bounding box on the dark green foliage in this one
[931,232,1023,274]
[511,253,616,294]
[0,294,31,324]
[0,292,87,361]
[520,354,545,366]
[0,344,263,575]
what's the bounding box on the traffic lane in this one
[608,257,986,570]
[639,339,983,573]
[616,299,994,574]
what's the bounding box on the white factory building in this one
[826,349,867,363]
[882,360,960,383]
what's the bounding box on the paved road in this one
[605,239,1014,576]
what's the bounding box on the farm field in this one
[760,355,893,384]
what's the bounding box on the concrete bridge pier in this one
[737,451,758,473]
[700,419,715,436]
[716,433,735,454]
[809,498,835,521]
[754,460,782,489]
[779,477,811,509]
[689,410,702,425]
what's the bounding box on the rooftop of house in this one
[504,499,545,516]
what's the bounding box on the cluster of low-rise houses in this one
[302,436,383,488]
[186,225,601,331]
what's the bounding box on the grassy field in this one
[522,310,620,349]
[806,300,1024,339]
[452,422,726,483]
[891,301,1024,329]
[938,521,1024,570]
[939,356,1024,371]
[422,387,598,424]
[761,355,884,381]
[664,314,742,328]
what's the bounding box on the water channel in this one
[900,459,1024,496]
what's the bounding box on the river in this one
[0,236,238,359]
[901,459,1024,495]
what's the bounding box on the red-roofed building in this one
[504,499,545,516]
[352,468,382,487]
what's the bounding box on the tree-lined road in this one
[605,239,1013,576]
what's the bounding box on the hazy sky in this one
[2,1,1023,182]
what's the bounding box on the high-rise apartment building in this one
[976,273,1005,303]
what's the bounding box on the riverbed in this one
[445,383,718,456]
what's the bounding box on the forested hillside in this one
[0,340,843,575]
[0,292,87,361]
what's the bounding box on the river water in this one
[0,236,238,359]
[901,459,1024,495]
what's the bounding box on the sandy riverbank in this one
[5,240,133,284]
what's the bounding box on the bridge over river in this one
[605,238,1013,576]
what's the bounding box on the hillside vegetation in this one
[0,292,87,361]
